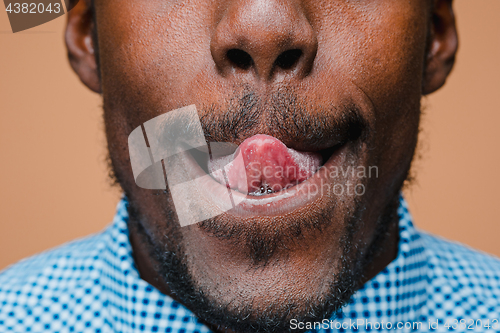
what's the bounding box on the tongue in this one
[208,134,322,195]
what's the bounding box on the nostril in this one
[274,49,303,70]
[226,49,254,70]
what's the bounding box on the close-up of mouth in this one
[182,126,361,219]
[204,133,348,196]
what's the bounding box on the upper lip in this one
[189,107,366,171]
[230,115,363,153]
[201,127,355,156]
[187,121,360,174]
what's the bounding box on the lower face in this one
[96,0,429,331]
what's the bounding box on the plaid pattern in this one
[1,197,500,332]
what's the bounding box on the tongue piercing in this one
[259,185,267,194]
[256,184,274,195]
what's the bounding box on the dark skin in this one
[66,0,457,332]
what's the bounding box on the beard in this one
[110,89,402,332]
[125,188,398,333]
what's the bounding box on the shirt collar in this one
[336,196,429,326]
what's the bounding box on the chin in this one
[125,173,398,333]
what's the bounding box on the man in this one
[1,0,500,332]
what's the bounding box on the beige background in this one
[1,0,499,270]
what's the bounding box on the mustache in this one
[199,90,368,150]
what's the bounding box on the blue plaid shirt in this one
[1,197,500,332]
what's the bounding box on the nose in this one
[211,0,318,81]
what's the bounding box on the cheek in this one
[313,0,429,103]
[310,0,427,189]
[95,0,214,123]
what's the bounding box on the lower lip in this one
[185,145,347,218]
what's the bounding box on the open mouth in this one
[191,134,347,197]
[170,131,355,222]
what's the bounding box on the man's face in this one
[67,0,456,331]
